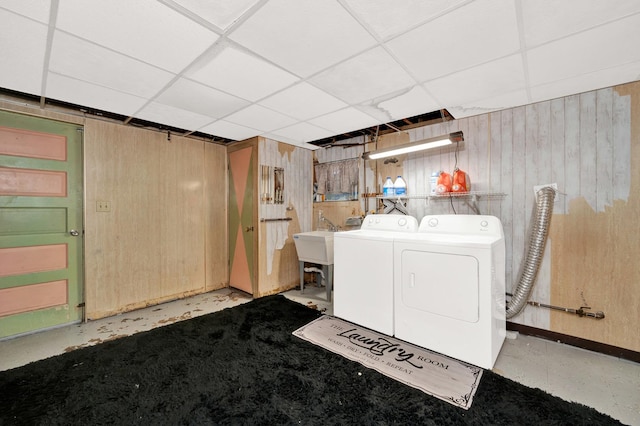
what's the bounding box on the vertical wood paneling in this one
[564,95,581,213]
[500,110,514,286]
[613,90,631,201]
[579,91,597,209]
[550,98,566,214]
[596,88,614,212]
[510,107,526,300]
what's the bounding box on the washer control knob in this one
[398,218,407,227]
[428,218,439,227]
[480,220,489,227]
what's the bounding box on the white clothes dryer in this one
[393,215,506,369]
[334,214,418,335]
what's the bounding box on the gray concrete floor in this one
[1,287,638,425]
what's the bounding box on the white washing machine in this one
[334,214,418,335]
[393,215,506,369]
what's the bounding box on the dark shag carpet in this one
[0,295,623,425]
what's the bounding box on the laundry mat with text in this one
[293,315,483,410]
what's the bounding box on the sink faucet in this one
[319,211,340,231]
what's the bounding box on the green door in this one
[0,110,84,338]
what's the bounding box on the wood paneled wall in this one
[310,82,640,352]
[0,98,229,320]
[256,137,312,296]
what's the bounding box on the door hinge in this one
[77,302,86,308]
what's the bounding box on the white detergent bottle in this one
[394,175,407,196]
[383,176,395,196]
[430,171,441,195]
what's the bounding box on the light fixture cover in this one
[363,131,463,160]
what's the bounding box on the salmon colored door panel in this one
[0,110,83,338]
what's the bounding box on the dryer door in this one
[399,249,479,323]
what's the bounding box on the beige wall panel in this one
[549,83,640,352]
[84,119,207,319]
[204,142,228,291]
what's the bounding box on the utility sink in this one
[293,231,334,265]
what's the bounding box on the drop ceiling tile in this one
[446,89,529,118]
[56,0,219,73]
[46,73,148,116]
[186,46,299,102]
[49,31,175,98]
[521,0,640,47]
[529,61,640,104]
[268,122,334,144]
[171,0,260,30]
[386,0,520,82]
[374,86,440,121]
[135,102,214,131]
[527,13,640,86]
[224,104,297,132]
[228,0,377,77]
[258,82,347,121]
[311,47,416,104]
[0,10,48,95]
[199,120,261,141]
[0,0,50,23]
[425,54,526,108]
[156,78,249,118]
[344,0,467,40]
[308,107,379,134]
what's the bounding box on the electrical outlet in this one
[533,183,559,202]
[96,200,111,212]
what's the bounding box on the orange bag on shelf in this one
[435,171,452,194]
[452,168,471,193]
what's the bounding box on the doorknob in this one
[69,229,80,236]
[245,226,254,232]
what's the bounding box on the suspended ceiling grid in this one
[1,0,640,149]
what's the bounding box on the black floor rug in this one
[0,295,622,425]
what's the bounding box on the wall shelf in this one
[376,191,507,215]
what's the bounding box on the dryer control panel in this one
[418,214,504,238]
[361,214,418,232]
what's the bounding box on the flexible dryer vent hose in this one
[506,186,556,319]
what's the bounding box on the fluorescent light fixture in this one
[362,131,463,160]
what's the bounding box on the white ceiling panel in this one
[308,107,379,135]
[135,102,214,131]
[49,31,175,98]
[268,122,335,144]
[0,0,50,24]
[527,13,640,87]
[376,86,441,121]
[1,1,639,147]
[56,0,219,73]
[311,47,416,104]
[224,104,297,132]
[199,120,261,141]
[0,10,48,95]
[387,0,520,82]
[447,89,529,119]
[228,0,377,77]
[259,82,347,121]
[171,0,261,31]
[343,0,467,40]
[155,78,249,118]
[186,46,299,102]
[521,0,640,47]
[529,61,640,104]
[46,73,148,116]
[426,54,526,107]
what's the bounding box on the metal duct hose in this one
[506,186,556,319]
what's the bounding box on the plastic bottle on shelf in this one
[429,171,441,195]
[383,176,395,197]
[393,175,407,196]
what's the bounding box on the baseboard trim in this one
[506,322,640,364]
